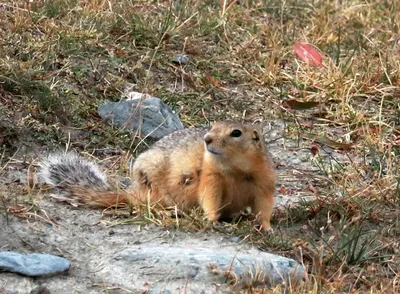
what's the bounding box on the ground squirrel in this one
[40,121,276,231]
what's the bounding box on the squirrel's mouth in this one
[206,146,222,155]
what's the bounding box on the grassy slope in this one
[0,0,399,292]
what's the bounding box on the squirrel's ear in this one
[252,130,262,147]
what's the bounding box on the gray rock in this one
[0,252,70,277]
[97,245,305,292]
[172,54,189,65]
[97,92,183,139]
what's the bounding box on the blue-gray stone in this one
[0,252,70,277]
[98,93,183,139]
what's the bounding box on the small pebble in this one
[230,236,241,243]
[171,55,189,65]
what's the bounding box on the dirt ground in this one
[0,185,305,294]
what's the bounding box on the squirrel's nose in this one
[204,134,213,145]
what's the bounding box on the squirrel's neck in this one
[203,151,265,175]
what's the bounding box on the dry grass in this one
[0,0,399,293]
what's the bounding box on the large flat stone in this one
[96,244,305,293]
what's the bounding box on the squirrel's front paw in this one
[260,220,274,234]
[204,211,220,223]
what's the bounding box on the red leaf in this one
[204,75,222,87]
[293,41,323,67]
[310,145,319,156]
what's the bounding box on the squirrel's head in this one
[203,122,265,171]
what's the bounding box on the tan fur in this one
[44,121,276,231]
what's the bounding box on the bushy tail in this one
[39,153,129,208]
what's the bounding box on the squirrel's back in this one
[131,127,208,208]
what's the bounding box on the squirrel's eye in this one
[230,129,242,137]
